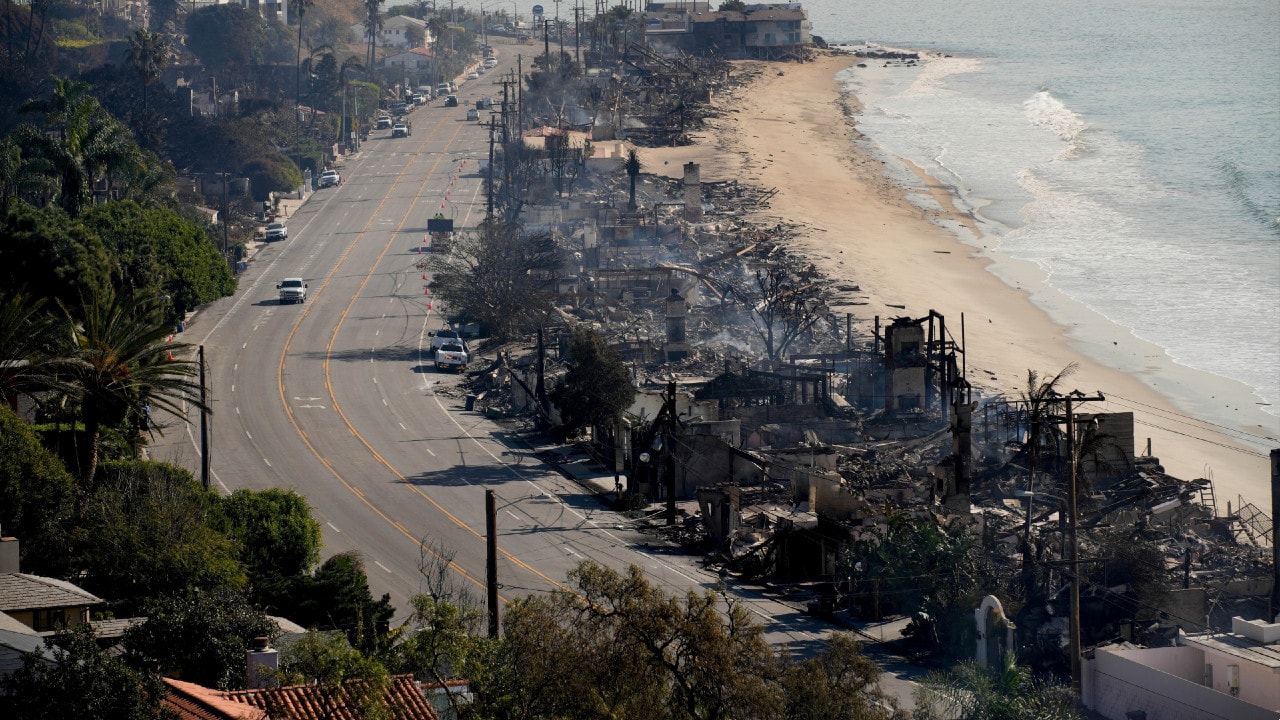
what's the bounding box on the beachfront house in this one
[644,3,813,59]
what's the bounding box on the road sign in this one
[532,4,543,15]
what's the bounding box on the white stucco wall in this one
[1085,647,1279,720]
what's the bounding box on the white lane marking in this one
[506,510,520,521]
[425,448,435,457]
[264,458,272,467]
[245,430,253,440]
[234,363,238,372]
[383,398,388,406]
[242,342,248,349]
[236,407,241,415]
[399,422,407,430]
[326,522,341,533]
[231,384,235,392]
[565,546,582,559]
[374,561,392,573]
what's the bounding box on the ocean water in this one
[801,0,1280,441]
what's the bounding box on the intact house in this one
[384,46,439,74]
[353,15,433,50]
[1083,615,1280,720]
[644,3,813,59]
[0,537,102,635]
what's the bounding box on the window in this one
[32,608,67,632]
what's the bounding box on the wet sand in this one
[640,53,1275,507]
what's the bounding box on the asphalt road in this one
[148,39,842,657]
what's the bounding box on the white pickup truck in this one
[435,341,468,372]
[277,278,307,304]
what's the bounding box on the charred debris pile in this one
[454,47,1275,662]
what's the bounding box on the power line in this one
[1102,391,1279,444]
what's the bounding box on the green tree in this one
[243,154,304,201]
[277,631,392,719]
[17,77,140,217]
[718,0,747,11]
[393,593,487,719]
[780,633,899,720]
[913,653,1082,720]
[0,203,112,313]
[124,28,167,115]
[0,404,74,576]
[185,4,267,79]
[549,327,635,436]
[475,561,786,720]
[1,624,176,720]
[123,587,276,691]
[0,292,57,410]
[74,461,245,604]
[840,512,982,659]
[80,201,236,321]
[57,289,203,486]
[219,487,323,585]
[363,0,382,72]
[425,218,560,341]
[291,552,395,653]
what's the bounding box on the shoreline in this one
[640,52,1275,508]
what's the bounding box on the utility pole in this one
[1066,390,1105,697]
[486,116,496,217]
[220,171,230,271]
[664,380,677,525]
[199,345,210,491]
[486,489,500,637]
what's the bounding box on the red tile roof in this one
[162,675,438,720]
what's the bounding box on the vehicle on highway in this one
[466,108,479,121]
[437,82,454,95]
[264,222,288,241]
[467,71,480,80]
[484,57,497,68]
[392,102,409,115]
[376,114,392,129]
[318,169,340,188]
[444,95,459,107]
[429,327,461,352]
[276,277,307,304]
[392,121,411,137]
[435,341,468,372]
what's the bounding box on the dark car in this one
[444,95,459,107]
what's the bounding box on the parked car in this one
[466,108,479,121]
[392,102,409,115]
[444,95,459,107]
[429,327,461,352]
[484,57,497,68]
[467,71,480,80]
[392,121,411,137]
[318,169,340,188]
[264,222,288,241]
[376,114,392,129]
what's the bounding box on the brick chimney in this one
[0,534,18,574]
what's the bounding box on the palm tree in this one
[625,149,641,212]
[19,77,137,216]
[291,0,315,129]
[0,293,58,412]
[56,289,204,488]
[125,29,168,115]
[363,0,382,73]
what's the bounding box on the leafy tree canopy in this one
[1,624,176,720]
[80,200,236,319]
[74,461,246,605]
[186,4,269,73]
[0,404,75,576]
[549,327,635,435]
[219,487,323,584]
[0,202,111,311]
[123,586,276,691]
[289,552,395,653]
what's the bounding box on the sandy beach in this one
[641,53,1276,508]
